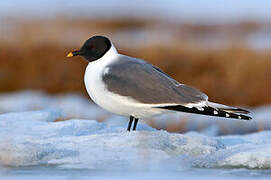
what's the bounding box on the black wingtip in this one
[237,114,252,120]
[221,107,250,114]
[156,105,252,120]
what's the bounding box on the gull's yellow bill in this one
[66,52,73,57]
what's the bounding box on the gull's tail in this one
[157,101,252,120]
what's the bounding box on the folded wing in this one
[102,55,208,105]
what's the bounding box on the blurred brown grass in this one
[1,18,271,107]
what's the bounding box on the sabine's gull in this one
[67,36,251,131]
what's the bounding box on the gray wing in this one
[102,55,208,105]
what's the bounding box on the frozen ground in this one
[0,91,270,135]
[0,91,271,179]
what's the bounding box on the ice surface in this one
[0,91,271,171]
[0,91,109,120]
[1,91,271,135]
[0,108,271,170]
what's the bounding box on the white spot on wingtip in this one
[213,110,218,115]
[226,113,230,117]
[197,107,204,111]
[238,116,242,119]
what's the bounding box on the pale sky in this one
[1,0,271,22]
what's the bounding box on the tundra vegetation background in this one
[1,18,271,107]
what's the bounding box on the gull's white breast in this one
[83,46,167,118]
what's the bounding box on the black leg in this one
[127,116,134,131]
[132,118,139,131]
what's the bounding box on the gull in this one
[67,35,251,131]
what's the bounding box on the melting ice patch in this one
[1,109,271,170]
[1,91,271,135]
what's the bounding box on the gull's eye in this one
[88,44,95,49]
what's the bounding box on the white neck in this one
[96,43,118,63]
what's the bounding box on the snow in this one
[0,91,109,120]
[0,107,271,170]
[0,91,270,135]
[0,91,271,176]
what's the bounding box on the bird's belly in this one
[84,63,166,118]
